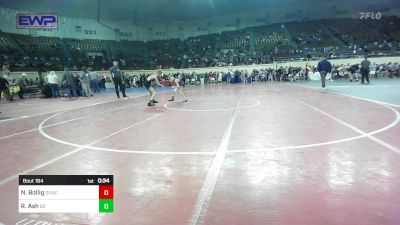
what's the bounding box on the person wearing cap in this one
[144,69,164,106]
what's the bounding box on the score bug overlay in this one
[18,175,114,213]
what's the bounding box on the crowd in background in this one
[0,52,400,101]
[135,61,399,86]
[0,65,109,101]
[1,57,399,103]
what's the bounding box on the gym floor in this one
[0,79,399,225]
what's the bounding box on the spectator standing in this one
[88,68,100,93]
[2,65,10,78]
[180,73,186,87]
[271,70,277,81]
[74,73,82,96]
[15,73,28,99]
[241,70,246,83]
[305,66,310,81]
[2,71,14,101]
[80,67,92,97]
[62,67,77,98]
[226,70,232,84]
[0,75,10,102]
[46,71,60,98]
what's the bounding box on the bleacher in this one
[0,32,18,55]
[181,34,219,68]
[219,30,250,51]
[146,39,181,68]
[183,34,218,57]
[254,25,292,53]
[1,16,400,71]
[108,40,144,59]
[286,21,339,48]
[64,38,104,62]
[64,38,103,52]
[324,18,383,46]
[363,16,400,40]
[107,40,146,69]
[0,32,20,68]
[363,16,400,51]
[13,34,64,59]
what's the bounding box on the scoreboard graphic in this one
[18,175,114,213]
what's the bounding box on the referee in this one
[360,55,371,84]
[109,61,128,99]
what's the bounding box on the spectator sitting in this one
[348,64,360,82]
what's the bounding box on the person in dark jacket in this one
[109,61,128,99]
[360,55,371,84]
[317,56,332,88]
[348,64,359,82]
[62,67,77,98]
[0,75,10,113]
[0,76,10,102]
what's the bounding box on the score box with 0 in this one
[99,185,113,213]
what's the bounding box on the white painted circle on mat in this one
[164,97,261,112]
[37,96,400,155]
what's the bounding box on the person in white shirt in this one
[168,76,187,102]
[240,70,245,83]
[218,72,223,83]
[46,71,60,98]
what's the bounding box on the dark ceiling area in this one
[0,0,398,22]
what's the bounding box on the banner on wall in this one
[16,13,58,29]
